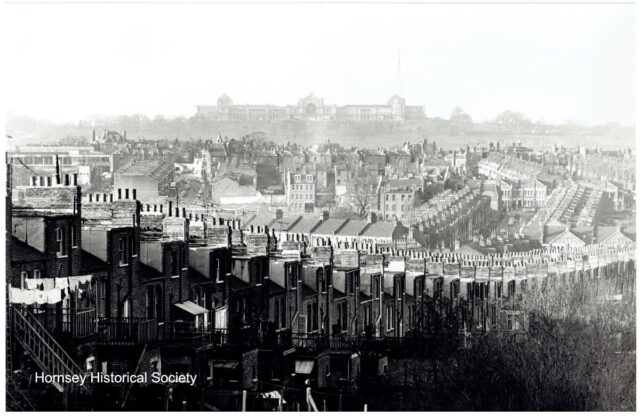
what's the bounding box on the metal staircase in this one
[11,305,91,395]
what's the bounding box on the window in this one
[155,285,162,320]
[279,299,286,329]
[97,281,106,316]
[215,259,222,283]
[288,264,297,289]
[451,282,460,299]
[373,276,379,299]
[363,304,371,328]
[386,305,395,330]
[306,302,318,332]
[306,304,312,333]
[313,302,318,331]
[170,251,179,276]
[122,299,131,318]
[119,238,128,265]
[146,287,155,318]
[55,227,67,256]
[70,224,77,247]
[317,269,326,293]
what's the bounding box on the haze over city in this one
[4,3,636,126]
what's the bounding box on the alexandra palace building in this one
[196,93,426,122]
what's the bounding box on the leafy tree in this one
[449,107,473,124]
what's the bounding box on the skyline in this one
[3,3,636,126]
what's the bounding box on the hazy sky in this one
[3,2,636,126]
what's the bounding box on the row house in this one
[412,191,492,250]
[8,174,98,409]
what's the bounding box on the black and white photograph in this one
[1,0,637,412]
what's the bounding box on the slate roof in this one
[312,219,348,235]
[80,250,109,274]
[138,263,164,280]
[287,215,323,234]
[11,237,47,263]
[244,214,276,230]
[301,284,317,300]
[334,220,369,237]
[270,216,301,232]
[360,221,400,238]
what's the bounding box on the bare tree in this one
[350,175,377,218]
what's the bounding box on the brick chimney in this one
[368,211,377,224]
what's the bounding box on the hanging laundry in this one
[9,287,24,304]
[23,290,37,305]
[46,289,62,304]
[34,292,47,305]
[42,279,55,291]
[24,280,39,290]
[68,275,92,292]
[55,278,69,290]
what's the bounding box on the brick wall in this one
[334,249,359,269]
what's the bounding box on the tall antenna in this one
[397,48,403,97]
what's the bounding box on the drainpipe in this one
[375,273,383,337]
